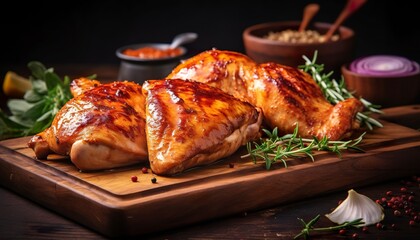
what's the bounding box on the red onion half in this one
[349,55,420,77]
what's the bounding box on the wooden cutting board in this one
[1,105,420,237]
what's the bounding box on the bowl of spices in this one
[342,55,420,108]
[242,21,355,75]
[116,32,197,84]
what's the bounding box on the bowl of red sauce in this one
[116,43,186,84]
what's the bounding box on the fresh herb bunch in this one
[242,125,365,170]
[294,214,364,239]
[299,51,383,130]
[1,61,75,140]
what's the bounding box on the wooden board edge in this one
[2,138,420,237]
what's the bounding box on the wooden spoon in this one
[324,0,367,41]
[299,3,320,32]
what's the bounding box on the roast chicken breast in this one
[28,78,148,171]
[168,49,363,140]
[142,79,263,175]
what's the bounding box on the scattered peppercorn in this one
[391,223,397,230]
[298,176,418,239]
[151,177,157,183]
[394,210,402,217]
[141,167,148,174]
[131,176,138,182]
[362,226,369,233]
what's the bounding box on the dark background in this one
[1,0,419,74]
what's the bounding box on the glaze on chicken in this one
[168,49,363,140]
[28,78,148,171]
[142,79,262,175]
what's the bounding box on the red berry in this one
[409,220,416,226]
[386,191,393,196]
[131,176,138,182]
[376,223,383,229]
[352,233,359,239]
[338,229,346,235]
[400,187,407,193]
[362,226,369,233]
[394,210,402,216]
[141,167,148,173]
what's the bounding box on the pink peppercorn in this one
[131,176,138,182]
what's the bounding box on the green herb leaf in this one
[23,89,44,102]
[0,61,94,140]
[7,98,32,111]
[299,51,383,130]
[242,125,365,169]
[0,110,29,139]
[22,99,47,120]
[30,79,47,95]
[294,214,364,239]
[27,61,47,80]
[45,71,64,89]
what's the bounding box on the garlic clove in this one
[325,189,384,226]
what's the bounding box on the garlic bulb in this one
[325,189,384,226]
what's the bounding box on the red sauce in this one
[122,46,183,59]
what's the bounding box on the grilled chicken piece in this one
[142,79,263,175]
[168,49,363,140]
[69,77,101,97]
[28,78,148,171]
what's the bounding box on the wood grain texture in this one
[1,106,420,237]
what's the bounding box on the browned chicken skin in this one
[142,79,262,175]
[168,49,363,140]
[27,49,363,174]
[28,78,148,171]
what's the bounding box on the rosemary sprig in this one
[294,214,364,239]
[298,51,383,130]
[242,125,365,170]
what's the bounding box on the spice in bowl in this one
[264,29,339,43]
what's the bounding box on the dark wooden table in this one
[0,64,419,239]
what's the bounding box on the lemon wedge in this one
[2,71,32,98]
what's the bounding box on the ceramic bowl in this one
[243,21,355,75]
[341,64,420,108]
[116,43,186,84]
